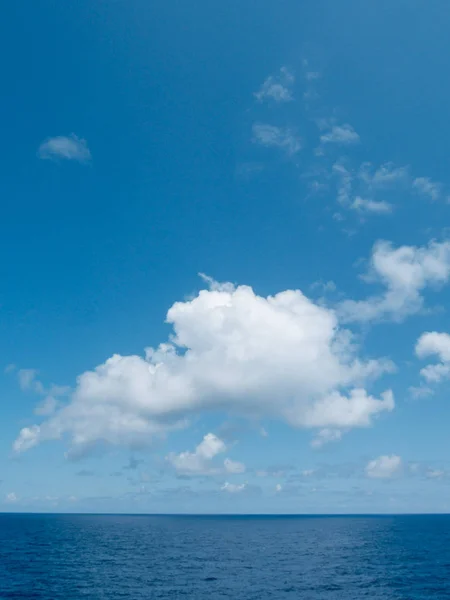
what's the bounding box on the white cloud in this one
[38,134,91,163]
[320,124,360,146]
[311,280,337,294]
[366,455,402,479]
[167,433,226,475]
[18,369,44,394]
[409,385,434,399]
[5,492,18,503]
[338,240,450,323]
[413,177,442,202]
[275,483,282,492]
[254,67,294,103]
[14,279,394,455]
[333,162,353,207]
[224,458,246,474]
[427,468,444,479]
[332,161,406,218]
[351,197,393,215]
[221,482,246,493]
[252,123,301,155]
[358,162,410,190]
[416,331,450,383]
[416,331,450,361]
[311,428,343,448]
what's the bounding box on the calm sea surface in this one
[1,514,450,599]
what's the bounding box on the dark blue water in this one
[1,514,450,599]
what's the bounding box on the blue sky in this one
[3,0,450,513]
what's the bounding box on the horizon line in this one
[1,511,449,517]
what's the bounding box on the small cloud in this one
[333,162,353,207]
[359,162,410,190]
[416,331,450,384]
[13,425,40,453]
[366,455,402,479]
[426,468,445,479]
[5,492,17,503]
[311,428,342,448]
[351,197,393,215]
[38,134,91,164]
[224,458,246,474]
[310,280,337,294]
[18,369,44,393]
[320,124,360,146]
[4,364,16,374]
[252,123,301,155]
[167,433,226,476]
[275,483,282,493]
[221,481,246,493]
[14,369,68,415]
[254,67,294,103]
[337,240,450,324]
[409,385,434,400]
[413,177,442,202]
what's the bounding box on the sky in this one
[2,0,450,514]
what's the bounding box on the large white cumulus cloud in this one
[14,280,394,454]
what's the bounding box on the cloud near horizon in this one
[14,275,395,456]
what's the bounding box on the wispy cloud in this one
[413,177,442,201]
[17,369,44,394]
[38,134,91,163]
[351,197,393,215]
[252,123,302,155]
[221,482,247,493]
[359,162,410,190]
[320,123,360,146]
[9,366,69,417]
[311,428,342,448]
[254,67,294,104]
[366,455,402,479]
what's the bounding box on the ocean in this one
[1,514,449,599]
